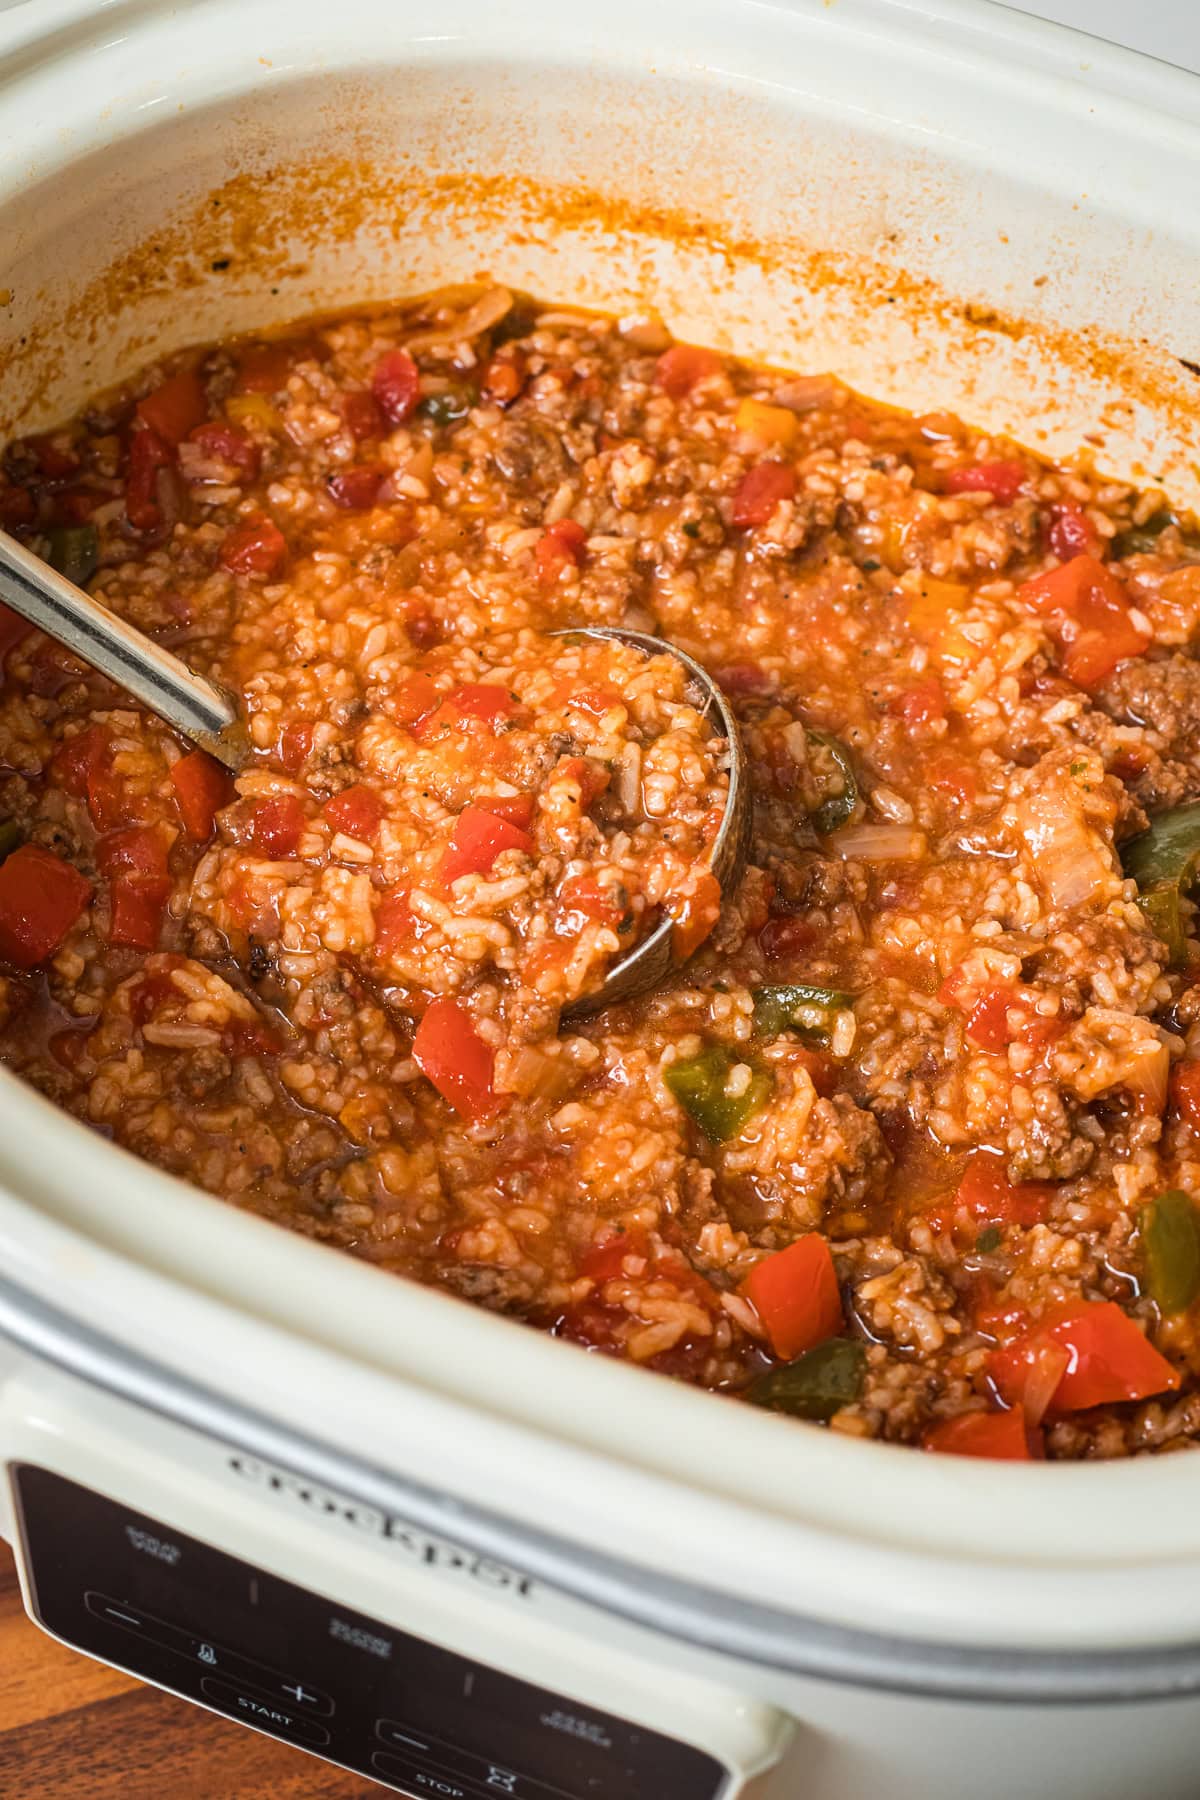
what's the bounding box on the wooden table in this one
[0,1541,387,1796]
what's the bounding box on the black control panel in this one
[11,1465,727,1799]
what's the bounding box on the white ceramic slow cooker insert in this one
[2,3,1200,1796]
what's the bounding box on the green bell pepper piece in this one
[419,385,476,429]
[1122,805,1200,968]
[664,1045,771,1143]
[1111,509,1177,559]
[746,1337,867,1421]
[1136,886,1188,968]
[752,982,853,1047]
[1138,1190,1200,1316]
[46,524,99,587]
[806,729,858,836]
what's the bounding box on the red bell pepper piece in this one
[374,886,413,955]
[950,1152,1054,1231]
[391,672,440,731]
[991,1301,1180,1415]
[125,426,173,532]
[136,371,207,446]
[248,795,306,858]
[441,806,533,884]
[942,460,1026,504]
[655,344,723,398]
[1018,554,1150,690]
[324,784,383,841]
[412,996,500,1119]
[741,1235,843,1361]
[96,826,172,951]
[535,520,588,585]
[922,1409,1043,1460]
[220,516,287,577]
[732,462,796,528]
[371,349,420,426]
[0,844,92,967]
[171,749,232,842]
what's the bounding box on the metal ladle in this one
[0,527,248,770]
[555,627,751,1015]
[0,533,749,1007]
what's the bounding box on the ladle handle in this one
[0,528,247,770]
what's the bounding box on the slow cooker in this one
[2,3,1200,1795]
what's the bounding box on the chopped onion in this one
[404,286,513,353]
[827,823,928,861]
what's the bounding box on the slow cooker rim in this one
[4,1268,1200,1706]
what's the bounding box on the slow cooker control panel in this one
[12,1465,730,1799]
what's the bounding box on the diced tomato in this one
[922,1409,1042,1460]
[923,750,977,807]
[170,749,231,842]
[391,672,440,731]
[371,349,420,427]
[324,784,383,841]
[535,519,588,585]
[441,806,533,884]
[758,913,818,961]
[732,461,796,529]
[420,682,525,737]
[741,1235,843,1361]
[49,486,105,526]
[0,844,92,967]
[557,755,610,809]
[277,720,314,775]
[1018,554,1150,690]
[29,436,80,480]
[963,986,1014,1052]
[341,390,384,441]
[327,466,388,511]
[991,1300,1180,1416]
[235,343,297,394]
[888,678,946,733]
[412,996,500,1119]
[187,420,261,479]
[0,484,35,531]
[953,1152,1054,1230]
[713,661,770,696]
[580,1228,651,1284]
[1047,502,1099,562]
[1170,1061,1200,1133]
[374,886,413,956]
[0,601,29,666]
[942,460,1026,504]
[220,516,287,577]
[558,875,628,927]
[125,426,173,532]
[655,344,723,399]
[478,792,536,829]
[136,371,207,446]
[481,350,526,408]
[248,794,306,858]
[560,683,621,720]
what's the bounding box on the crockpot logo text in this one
[227,1454,535,1599]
